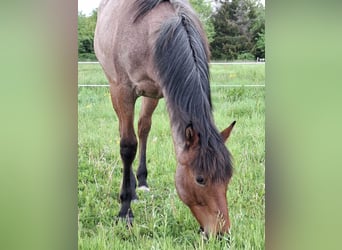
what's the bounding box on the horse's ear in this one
[221,121,236,143]
[185,123,199,149]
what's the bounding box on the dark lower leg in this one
[136,98,158,188]
[137,115,152,188]
[118,139,137,222]
[137,146,148,188]
[109,84,138,223]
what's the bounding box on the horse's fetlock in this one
[120,191,132,202]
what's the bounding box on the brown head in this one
[175,121,236,236]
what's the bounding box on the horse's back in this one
[95,0,175,98]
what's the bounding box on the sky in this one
[78,0,265,16]
[78,0,101,16]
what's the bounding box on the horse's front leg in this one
[110,84,138,225]
[137,97,159,190]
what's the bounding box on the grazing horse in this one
[94,0,235,236]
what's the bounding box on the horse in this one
[94,0,236,236]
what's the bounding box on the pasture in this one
[78,63,265,249]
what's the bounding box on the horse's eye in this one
[196,176,206,185]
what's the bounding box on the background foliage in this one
[78,10,97,61]
[211,0,265,60]
[78,0,265,61]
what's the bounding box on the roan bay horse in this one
[94,0,236,236]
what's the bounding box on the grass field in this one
[78,63,265,249]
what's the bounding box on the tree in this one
[189,0,216,44]
[78,10,97,60]
[250,3,265,59]
[210,0,265,60]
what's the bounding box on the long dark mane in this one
[134,0,232,182]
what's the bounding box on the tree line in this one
[78,0,265,61]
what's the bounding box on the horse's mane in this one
[133,0,232,182]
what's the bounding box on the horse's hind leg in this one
[110,84,138,224]
[137,97,159,190]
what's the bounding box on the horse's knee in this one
[120,139,137,163]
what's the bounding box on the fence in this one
[78,61,265,65]
[78,61,265,88]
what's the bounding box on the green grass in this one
[78,63,265,249]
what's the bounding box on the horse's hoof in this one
[126,216,134,227]
[137,185,150,192]
[116,214,134,227]
[199,227,209,241]
[132,193,139,201]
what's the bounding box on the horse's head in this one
[175,121,236,237]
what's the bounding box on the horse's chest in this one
[133,81,163,99]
